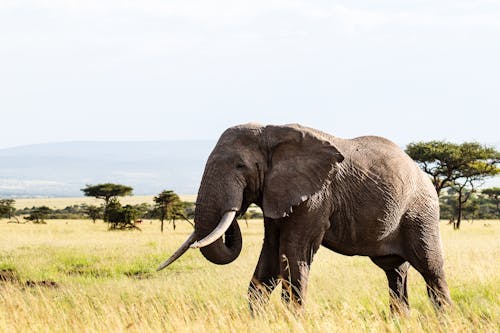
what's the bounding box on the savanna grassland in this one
[0,199,499,332]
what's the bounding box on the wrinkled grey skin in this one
[193,123,451,313]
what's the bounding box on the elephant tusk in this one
[190,211,237,249]
[157,232,197,271]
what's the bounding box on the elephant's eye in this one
[236,163,246,170]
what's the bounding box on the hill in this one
[0,141,215,197]
[1,140,498,198]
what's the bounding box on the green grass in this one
[0,218,499,332]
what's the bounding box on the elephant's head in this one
[158,123,344,270]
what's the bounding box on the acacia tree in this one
[81,183,133,222]
[452,162,499,228]
[406,141,499,229]
[153,190,189,232]
[0,199,16,219]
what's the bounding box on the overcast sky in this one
[1,0,499,149]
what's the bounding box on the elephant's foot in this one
[426,282,453,312]
[279,258,310,309]
[248,276,279,316]
[389,296,410,316]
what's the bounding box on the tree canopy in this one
[406,141,499,229]
[81,183,133,203]
[153,190,187,232]
[81,183,133,222]
[405,141,499,196]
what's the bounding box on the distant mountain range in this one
[0,141,215,197]
[0,140,498,198]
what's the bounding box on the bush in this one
[104,199,141,230]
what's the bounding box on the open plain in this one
[0,200,498,332]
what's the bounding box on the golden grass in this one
[0,217,498,332]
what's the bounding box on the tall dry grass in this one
[0,216,498,332]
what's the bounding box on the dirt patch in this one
[25,280,59,288]
[124,271,153,279]
[0,269,59,288]
[0,269,19,283]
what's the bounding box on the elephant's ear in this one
[262,124,344,219]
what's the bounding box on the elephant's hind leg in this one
[248,219,281,312]
[403,218,452,310]
[371,255,410,314]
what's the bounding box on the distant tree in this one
[0,199,16,219]
[81,183,133,221]
[482,187,500,217]
[183,202,196,219]
[440,188,499,220]
[82,205,103,223]
[132,203,152,221]
[24,206,52,224]
[153,190,189,232]
[438,188,457,220]
[104,198,141,231]
[452,166,499,229]
[462,194,480,222]
[406,141,499,229]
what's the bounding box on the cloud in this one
[2,0,499,30]
[0,179,66,191]
[0,0,498,149]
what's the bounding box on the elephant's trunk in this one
[193,169,243,265]
[197,219,242,265]
[193,202,243,265]
[157,158,244,270]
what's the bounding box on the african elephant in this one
[158,123,451,313]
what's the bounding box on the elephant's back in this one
[342,136,418,181]
[348,135,406,158]
[332,136,426,236]
[349,136,436,198]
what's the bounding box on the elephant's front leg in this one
[279,214,328,307]
[248,219,281,312]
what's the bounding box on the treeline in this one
[0,183,266,232]
[9,191,497,224]
[0,185,198,231]
[13,202,196,222]
[1,138,499,231]
[440,187,499,220]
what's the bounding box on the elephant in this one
[158,123,452,313]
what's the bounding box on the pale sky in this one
[1,0,499,149]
